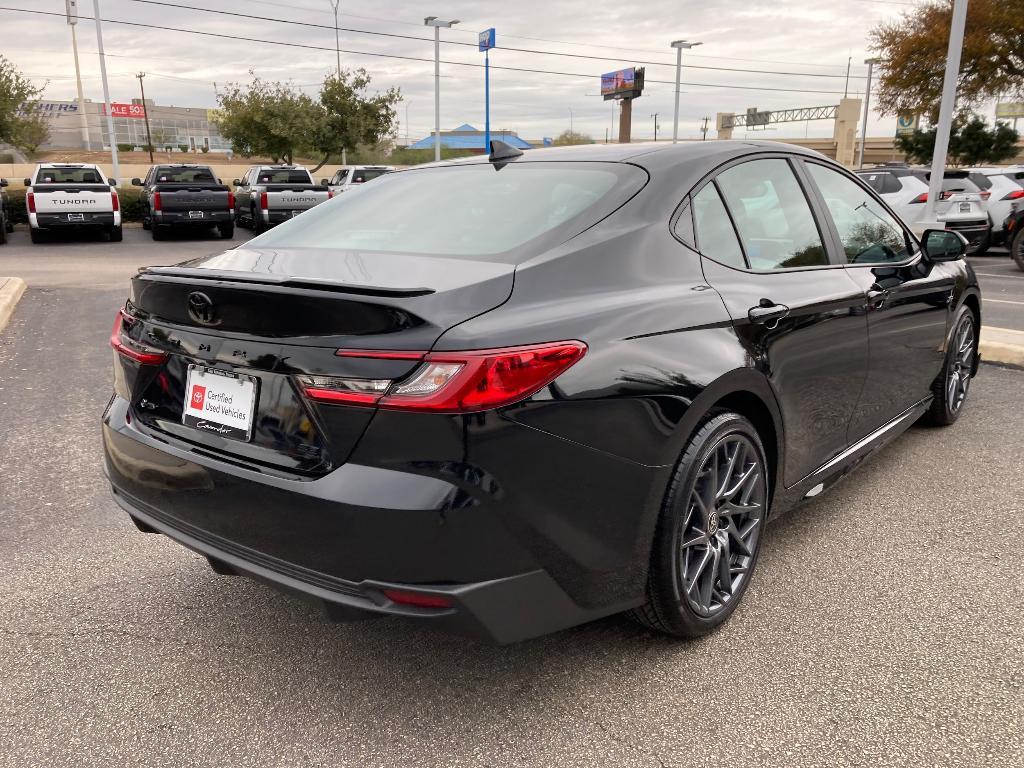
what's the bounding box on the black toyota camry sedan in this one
[102,141,981,643]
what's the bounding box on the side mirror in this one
[109,179,118,188]
[131,177,143,186]
[217,178,223,184]
[23,178,31,186]
[320,179,329,186]
[232,179,241,186]
[0,179,8,188]
[923,228,967,262]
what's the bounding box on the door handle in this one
[866,287,890,310]
[748,300,790,326]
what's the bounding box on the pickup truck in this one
[233,165,329,233]
[324,165,394,197]
[24,163,121,244]
[132,164,234,240]
[0,178,11,245]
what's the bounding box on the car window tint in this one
[968,172,992,191]
[716,159,828,270]
[691,183,746,268]
[806,163,911,265]
[857,172,885,193]
[882,174,902,194]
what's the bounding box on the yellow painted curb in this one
[0,277,27,335]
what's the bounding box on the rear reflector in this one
[381,589,453,610]
[110,310,169,365]
[299,341,587,413]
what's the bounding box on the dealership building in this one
[35,98,231,152]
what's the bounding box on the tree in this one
[869,0,1024,119]
[895,115,1019,165]
[0,54,48,153]
[214,75,320,164]
[309,69,400,172]
[552,130,593,146]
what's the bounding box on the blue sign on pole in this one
[480,29,495,152]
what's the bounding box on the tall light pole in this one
[92,0,119,185]
[328,0,341,75]
[651,113,660,141]
[66,1,91,150]
[136,72,154,163]
[424,16,459,163]
[569,107,574,135]
[921,0,969,230]
[479,28,495,153]
[858,58,880,169]
[671,40,702,143]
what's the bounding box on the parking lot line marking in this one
[985,298,1024,306]
[974,272,1024,281]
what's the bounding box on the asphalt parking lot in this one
[968,249,1024,331]
[1,228,1023,767]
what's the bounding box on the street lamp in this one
[670,40,701,144]
[858,58,881,169]
[328,0,341,76]
[424,16,459,162]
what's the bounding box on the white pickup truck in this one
[323,165,394,196]
[232,165,330,233]
[25,163,122,243]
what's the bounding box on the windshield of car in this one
[154,168,216,183]
[249,162,644,258]
[35,167,103,184]
[258,170,313,184]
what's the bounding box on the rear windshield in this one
[258,170,313,184]
[940,177,980,193]
[351,168,390,184]
[248,162,645,258]
[154,167,216,183]
[35,167,103,184]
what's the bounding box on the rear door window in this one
[715,159,829,270]
[690,183,746,269]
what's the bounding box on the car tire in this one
[151,224,166,241]
[923,306,977,427]
[218,222,234,239]
[632,411,768,639]
[0,221,6,245]
[29,228,45,244]
[109,226,123,243]
[141,216,151,231]
[1011,230,1024,273]
[251,205,265,234]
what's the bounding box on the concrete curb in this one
[980,326,1024,370]
[0,277,27,335]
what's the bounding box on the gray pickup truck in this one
[232,165,329,233]
[132,165,234,240]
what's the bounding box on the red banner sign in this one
[104,102,146,119]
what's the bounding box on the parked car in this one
[324,165,394,196]
[103,141,980,644]
[0,178,11,245]
[1005,204,1024,271]
[132,164,234,240]
[854,165,930,226]
[965,167,1024,248]
[232,165,329,233]
[24,163,121,243]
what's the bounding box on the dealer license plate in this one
[189,210,204,219]
[291,210,303,218]
[959,202,971,213]
[182,365,258,441]
[68,213,84,221]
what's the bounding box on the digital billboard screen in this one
[601,68,636,99]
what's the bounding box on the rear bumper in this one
[154,211,232,226]
[943,221,990,253]
[101,396,658,642]
[32,212,117,229]
[265,209,318,224]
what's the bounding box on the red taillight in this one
[260,191,268,210]
[327,190,334,199]
[381,589,453,610]
[1002,189,1024,201]
[940,191,953,200]
[979,190,991,201]
[152,191,162,211]
[227,190,235,209]
[27,191,35,213]
[111,191,119,212]
[110,310,169,365]
[911,192,927,203]
[299,341,587,413]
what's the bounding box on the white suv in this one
[965,167,1024,248]
[324,165,394,197]
[854,166,930,227]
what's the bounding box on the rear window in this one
[249,162,645,258]
[154,167,216,183]
[351,169,389,184]
[35,167,103,184]
[1003,172,1024,188]
[257,170,313,184]
[940,177,980,193]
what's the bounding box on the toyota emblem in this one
[186,291,218,326]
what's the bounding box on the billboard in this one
[103,102,146,119]
[601,67,644,101]
[895,113,919,136]
[996,102,1024,119]
[478,28,495,52]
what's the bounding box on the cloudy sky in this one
[2,0,927,142]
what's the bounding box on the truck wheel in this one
[151,224,166,241]
[29,228,45,244]
[218,222,235,239]
[251,205,265,234]
[1012,230,1024,273]
[109,226,123,243]
[0,220,6,245]
[142,216,151,231]
[4,216,12,233]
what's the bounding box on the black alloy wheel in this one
[925,307,976,426]
[633,412,767,638]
